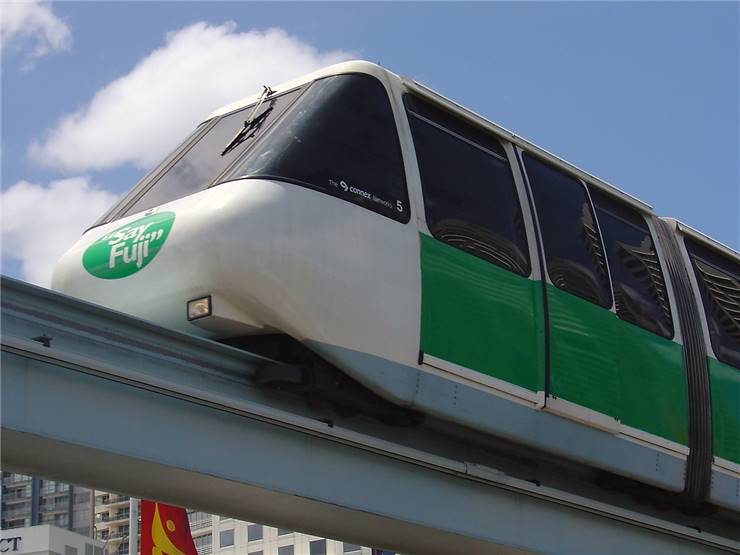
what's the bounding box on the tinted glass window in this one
[278,547,294,555]
[405,95,529,275]
[590,189,673,337]
[229,74,409,222]
[219,529,234,547]
[116,87,304,218]
[91,125,204,227]
[309,540,327,555]
[685,238,740,369]
[247,524,263,541]
[188,512,210,526]
[405,95,507,158]
[524,154,611,306]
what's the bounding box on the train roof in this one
[663,218,740,261]
[207,60,735,253]
[399,74,653,214]
[206,60,386,119]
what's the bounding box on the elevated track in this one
[2,277,738,554]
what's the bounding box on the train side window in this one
[685,238,740,369]
[404,95,530,276]
[523,154,611,307]
[589,189,673,337]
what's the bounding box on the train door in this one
[521,153,688,448]
[404,95,545,401]
[588,191,687,444]
[520,153,621,424]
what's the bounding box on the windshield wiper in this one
[220,107,273,156]
[221,85,275,156]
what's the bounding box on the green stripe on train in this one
[547,285,688,445]
[419,233,544,393]
[420,233,688,446]
[708,357,740,464]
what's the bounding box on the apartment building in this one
[187,514,375,555]
[4,477,384,555]
[0,524,106,555]
[1,473,93,537]
[92,492,133,555]
[94,495,378,555]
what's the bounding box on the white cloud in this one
[1,177,118,286]
[1,0,71,66]
[30,22,352,172]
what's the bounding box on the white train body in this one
[53,176,421,368]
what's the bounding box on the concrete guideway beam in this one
[1,278,739,555]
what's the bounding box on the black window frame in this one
[685,237,740,369]
[404,93,531,277]
[523,152,613,308]
[589,187,674,338]
[405,94,509,158]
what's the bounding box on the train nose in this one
[51,180,281,338]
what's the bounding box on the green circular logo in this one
[82,211,175,279]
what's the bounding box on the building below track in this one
[0,524,105,555]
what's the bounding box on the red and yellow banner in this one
[141,500,197,555]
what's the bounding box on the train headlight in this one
[187,296,212,321]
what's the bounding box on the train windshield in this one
[225,73,409,222]
[101,86,305,223]
[96,73,408,225]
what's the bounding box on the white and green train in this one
[52,61,739,512]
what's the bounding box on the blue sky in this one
[2,1,738,285]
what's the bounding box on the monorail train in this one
[51,61,739,512]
